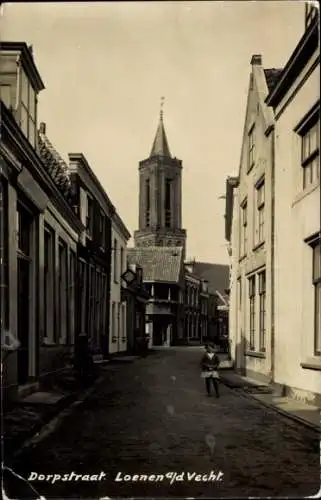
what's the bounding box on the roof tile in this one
[127,246,183,283]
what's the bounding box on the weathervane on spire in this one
[160,96,165,121]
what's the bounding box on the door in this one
[17,256,30,385]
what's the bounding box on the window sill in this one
[253,241,265,252]
[300,357,321,371]
[245,350,266,358]
[292,180,320,207]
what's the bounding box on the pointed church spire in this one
[150,97,171,158]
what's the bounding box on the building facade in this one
[265,5,320,404]
[0,42,83,402]
[184,261,229,347]
[133,109,187,259]
[183,268,209,345]
[109,211,131,354]
[68,153,114,359]
[227,54,280,381]
[121,263,150,353]
[127,246,185,346]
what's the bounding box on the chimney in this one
[251,54,262,66]
[39,122,46,135]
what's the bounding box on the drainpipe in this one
[270,126,276,385]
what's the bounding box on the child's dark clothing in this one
[200,351,220,397]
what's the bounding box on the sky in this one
[0,1,305,264]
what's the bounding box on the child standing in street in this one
[200,344,220,397]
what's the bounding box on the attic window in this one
[248,125,255,172]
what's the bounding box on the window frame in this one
[43,225,56,343]
[312,238,321,355]
[296,106,320,190]
[258,270,266,352]
[86,195,94,238]
[58,238,68,344]
[112,301,117,342]
[248,124,255,172]
[248,275,256,350]
[0,179,9,331]
[113,238,118,283]
[240,199,248,258]
[255,178,265,247]
[99,209,106,249]
[19,67,37,148]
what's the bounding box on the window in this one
[86,195,94,238]
[312,239,321,355]
[238,277,242,308]
[113,238,118,282]
[100,273,107,335]
[16,204,32,257]
[117,302,121,341]
[122,303,126,340]
[165,178,171,228]
[20,68,36,148]
[240,200,248,257]
[44,226,55,342]
[78,260,86,332]
[248,276,256,350]
[301,118,320,189]
[259,271,266,352]
[0,179,9,330]
[69,251,77,345]
[120,246,124,275]
[58,240,68,343]
[248,125,255,171]
[112,301,116,342]
[87,265,96,338]
[305,2,318,29]
[255,179,265,246]
[99,210,106,249]
[145,179,150,227]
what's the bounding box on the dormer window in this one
[86,195,94,238]
[0,42,45,149]
[20,67,37,148]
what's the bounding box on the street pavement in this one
[8,348,320,498]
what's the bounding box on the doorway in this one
[17,256,30,385]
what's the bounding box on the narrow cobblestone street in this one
[9,348,320,498]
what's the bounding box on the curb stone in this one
[8,374,106,464]
[220,376,320,433]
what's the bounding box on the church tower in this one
[134,102,187,258]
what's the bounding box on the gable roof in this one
[237,55,280,180]
[127,246,183,283]
[190,261,230,296]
